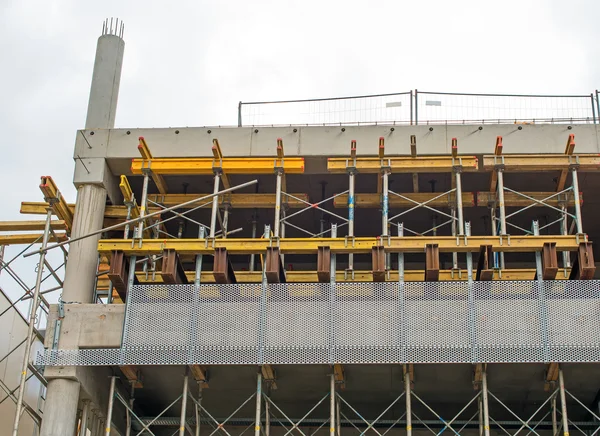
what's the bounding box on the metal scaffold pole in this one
[179,372,190,436]
[405,368,412,436]
[209,172,222,239]
[104,376,116,436]
[330,372,336,436]
[79,400,90,436]
[11,208,52,436]
[482,369,491,436]
[558,369,569,436]
[255,373,262,436]
[571,168,583,234]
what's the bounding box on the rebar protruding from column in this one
[482,370,491,436]
[105,376,116,436]
[405,369,412,436]
[179,373,189,436]
[558,369,569,436]
[572,168,583,234]
[12,209,53,436]
[255,373,263,436]
[209,173,221,238]
[330,373,336,435]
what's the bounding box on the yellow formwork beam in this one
[98,235,583,256]
[138,137,168,194]
[0,233,67,245]
[477,191,581,207]
[147,193,310,208]
[131,157,305,175]
[119,176,141,218]
[333,193,476,208]
[482,154,600,171]
[97,267,568,290]
[39,176,74,231]
[0,220,67,231]
[328,156,479,174]
[21,202,161,219]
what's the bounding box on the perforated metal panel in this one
[36,280,600,366]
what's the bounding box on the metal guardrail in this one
[238,90,600,126]
[37,279,600,366]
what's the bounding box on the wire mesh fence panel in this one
[240,92,412,126]
[416,92,595,124]
[36,280,600,366]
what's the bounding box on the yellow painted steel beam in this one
[97,267,568,290]
[131,157,305,175]
[333,193,475,208]
[0,220,67,231]
[39,176,74,231]
[98,235,583,256]
[482,154,600,171]
[0,233,67,245]
[147,193,310,208]
[328,156,479,174]
[557,134,576,192]
[138,137,168,194]
[477,191,581,207]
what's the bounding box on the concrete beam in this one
[73,124,600,176]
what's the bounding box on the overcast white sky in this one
[0,0,599,298]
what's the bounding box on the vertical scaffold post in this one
[496,167,507,269]
[11,208,52,436]
[265,396,271,436]
[274,168,283,238]
[478,396,484,436]
[382,168,390,238]
[451,207,458,269]
[330,372,336,436]
[250,218,257,271]
[104,376,116,436]
[455,165,464,237]
[466,222,476,362]
[79,400,90,436]
[552,394,558,436]
[209,172,221,239]
[405,368,412,436]
[560,206,570,272]
[135,172,150,245]
[179,371,189,436]
[195,383,203,436]
[571,167,583,234]
[482,369,491,436]
[558,369,569,436]
[336,397,341,436]
[348,140,357,273]
[255,373,263,436]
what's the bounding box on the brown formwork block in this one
[161,249,187,284]
[108,250,128,300]
[372,246,386,282]
[542,242,558,280]
[317,246,331,282]
[425,244,439,282]
[265,247,281,283]
[476,245,493,281]
[578,242,596,280]
[213,247,232,284]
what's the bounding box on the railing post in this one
[238,101,243,127]
[414,89,419,125]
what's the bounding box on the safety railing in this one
[238,90,600,126]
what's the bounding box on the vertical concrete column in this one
[41,20,124,436]
[85,20,125,130]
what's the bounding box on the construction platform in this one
[5,19,600,436]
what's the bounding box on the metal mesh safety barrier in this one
[37,280,600,366]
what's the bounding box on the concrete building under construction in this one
[5,19,600,436]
